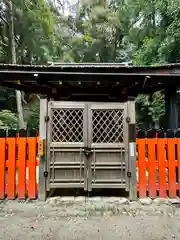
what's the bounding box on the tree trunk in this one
[8,0,26,129]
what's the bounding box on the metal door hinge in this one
[38,138,45,157]
[127,172,131,178]
[44,116,49,122]
[43,171,48,178]
[126,117,130,123]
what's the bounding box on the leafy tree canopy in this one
[1,0,180,128]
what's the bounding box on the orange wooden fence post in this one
[147,138,157,198]
[0,129,39,200]
[138,138,146,198]
[7,137,16,200]
[17,137,27,199]
[157,138,167,198]
[2,127,180,200]
[0,137,6,199]
[177,138,180,196]
[167,138,177,198]
[27,137,37,199]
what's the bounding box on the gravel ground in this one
[0,197,180,240]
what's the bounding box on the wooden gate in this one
[39,99,136,200]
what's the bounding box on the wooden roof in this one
[0,63,180,101]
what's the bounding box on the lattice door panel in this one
[51,108,84,143]
[92,109,124,143]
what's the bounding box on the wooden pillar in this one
[165,87,178,132]
[126,96,137,201]
[38,96,48,201]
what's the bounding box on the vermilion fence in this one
[137,129,180,198]
[0,129,39,200]
[1,128,180,200]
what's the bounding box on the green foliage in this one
[136,92,165,128]
[0,110,18,129]
[0,0,179,65]
[0,0,55,64]
[1,0,180,128]
[23,98,40,130]
[151,92,165,122]
[133,37,161,65]
[0,0,54,129]
[0,87,16,111]
[130,0,180,65]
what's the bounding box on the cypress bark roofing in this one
[0,63,179,101]
[0,62,180,73]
